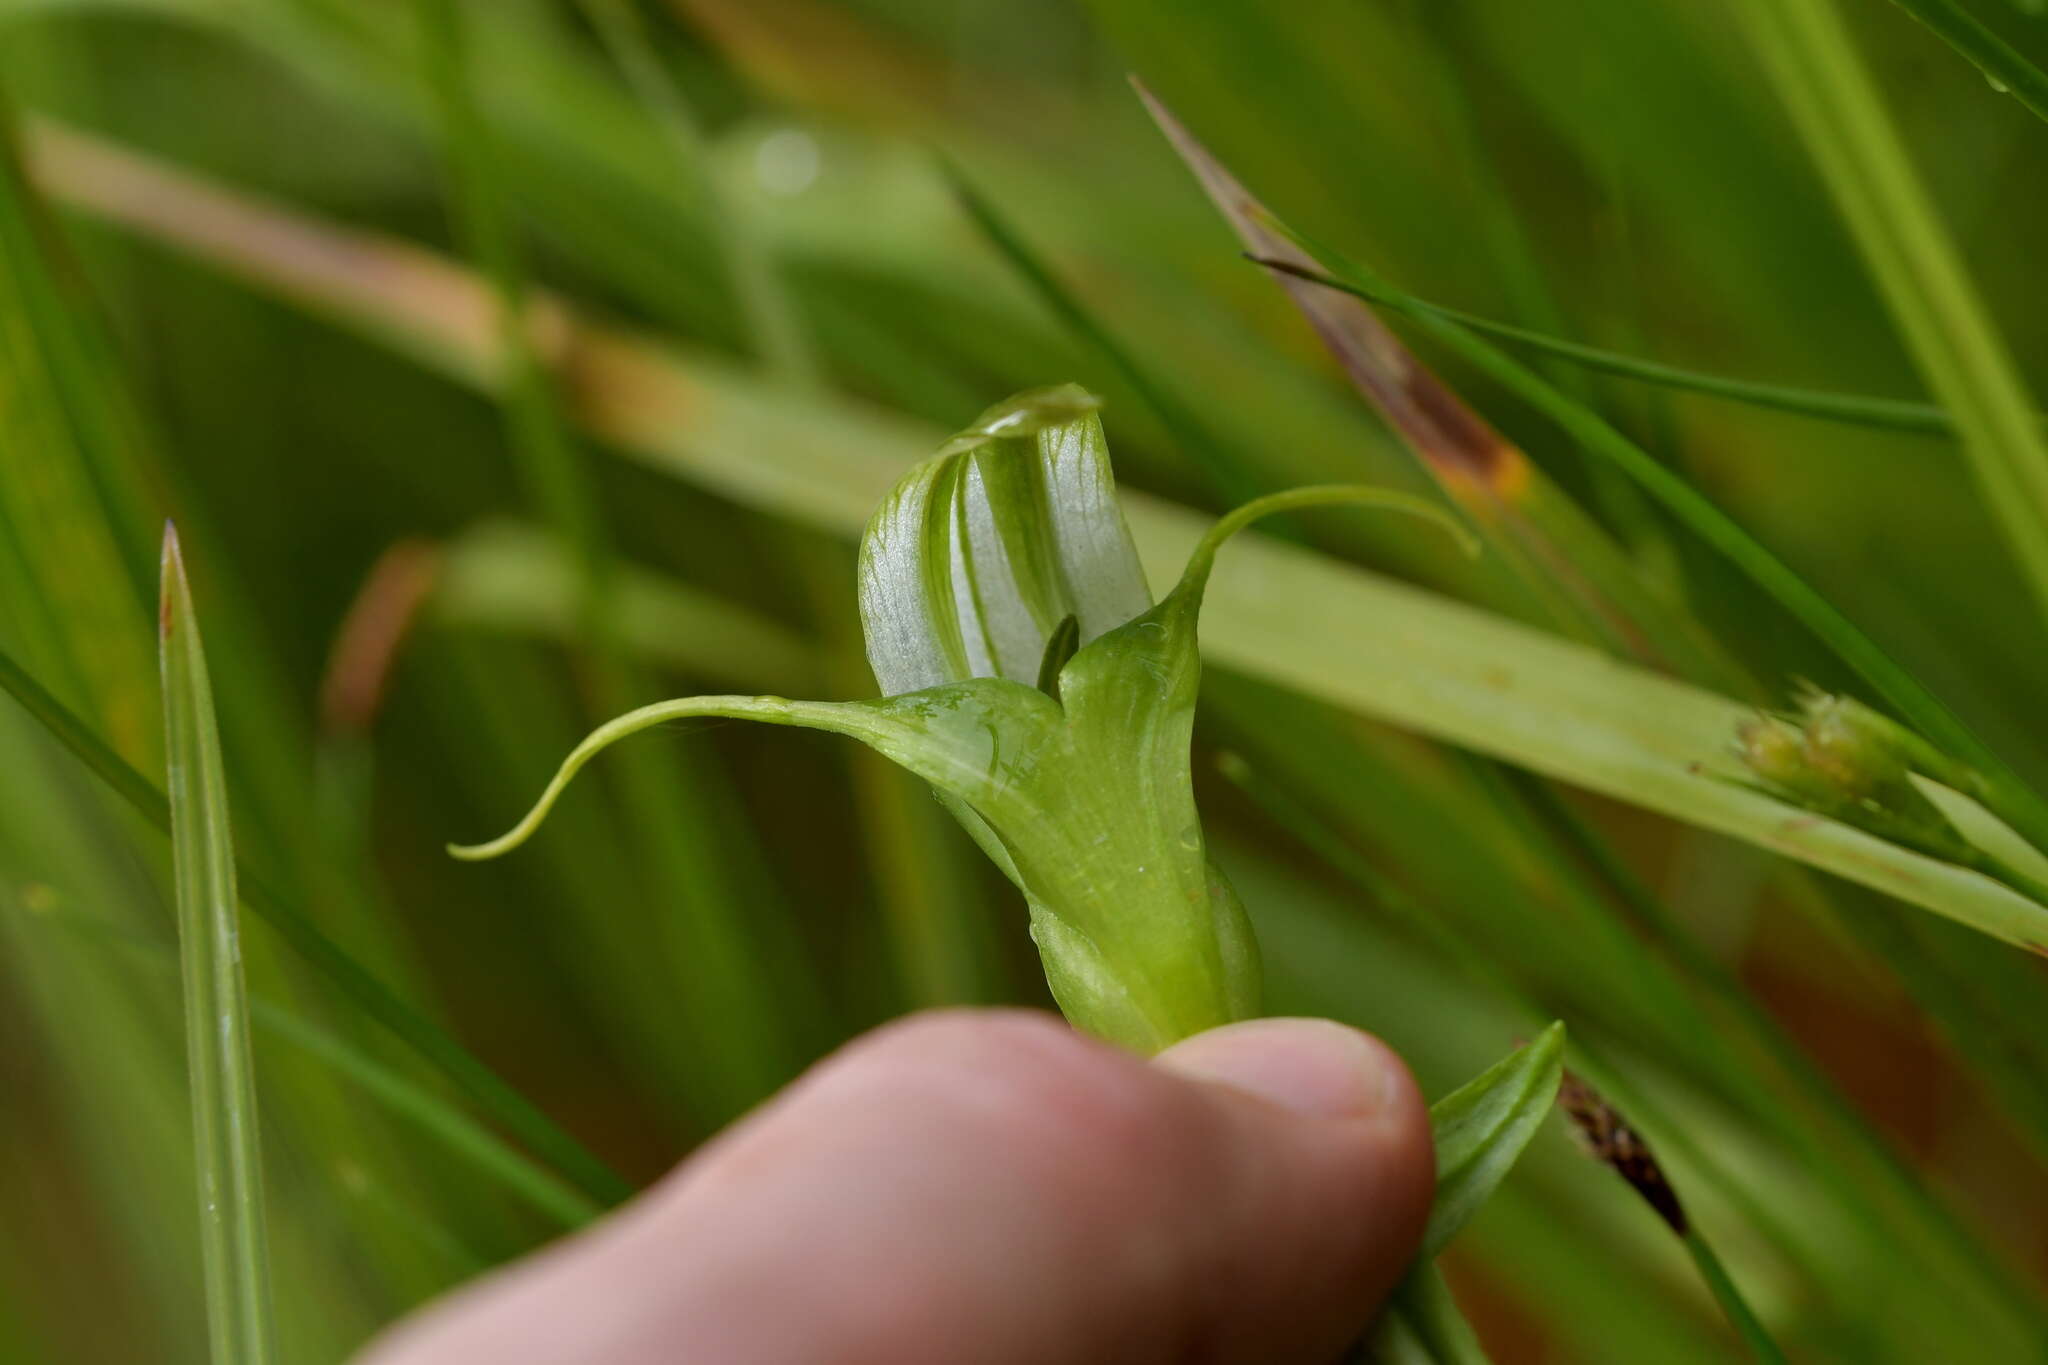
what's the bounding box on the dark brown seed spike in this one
[1558,1070,1688,1235]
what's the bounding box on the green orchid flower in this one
[452,386,1467,1053]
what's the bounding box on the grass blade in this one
[1285,268,1970,437]
[158,524,276,1365]
[1123,79,2048,856]
[1734,0,2048,632]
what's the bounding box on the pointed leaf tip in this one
[159,521,184,638]
[1421,1021,1566,1257]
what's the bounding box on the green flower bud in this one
[1736,691,1973,863]
[1734,713,1835,807]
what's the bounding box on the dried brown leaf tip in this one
[1558,1070,1688,1235]
[1130,81,1531,504]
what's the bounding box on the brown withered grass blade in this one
[1132,80,1738,689]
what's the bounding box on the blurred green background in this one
[5,0,2048,1360]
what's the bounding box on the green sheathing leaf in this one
[451,589,1235,1051]
[1422,1024,1567,1258]
[159,527,277,1365]
[1351,1027,1566,1365]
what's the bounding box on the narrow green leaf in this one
[158,524,276,1365]
[1421,1022,1566,1258]
[1351,1028,1565,1365]
[1264,264,1970,437]
[1132,81,2048,859]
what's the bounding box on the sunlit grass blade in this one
[158,523,276,1365]
[1732,0,2048,633]
[0,635,634,1206]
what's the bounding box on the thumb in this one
[1150,1015,1436,1360]
[356,1010,1432,1365]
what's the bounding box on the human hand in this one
[356,1009,1434,1364]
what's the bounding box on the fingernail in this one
[1154,1018,1405,1119]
